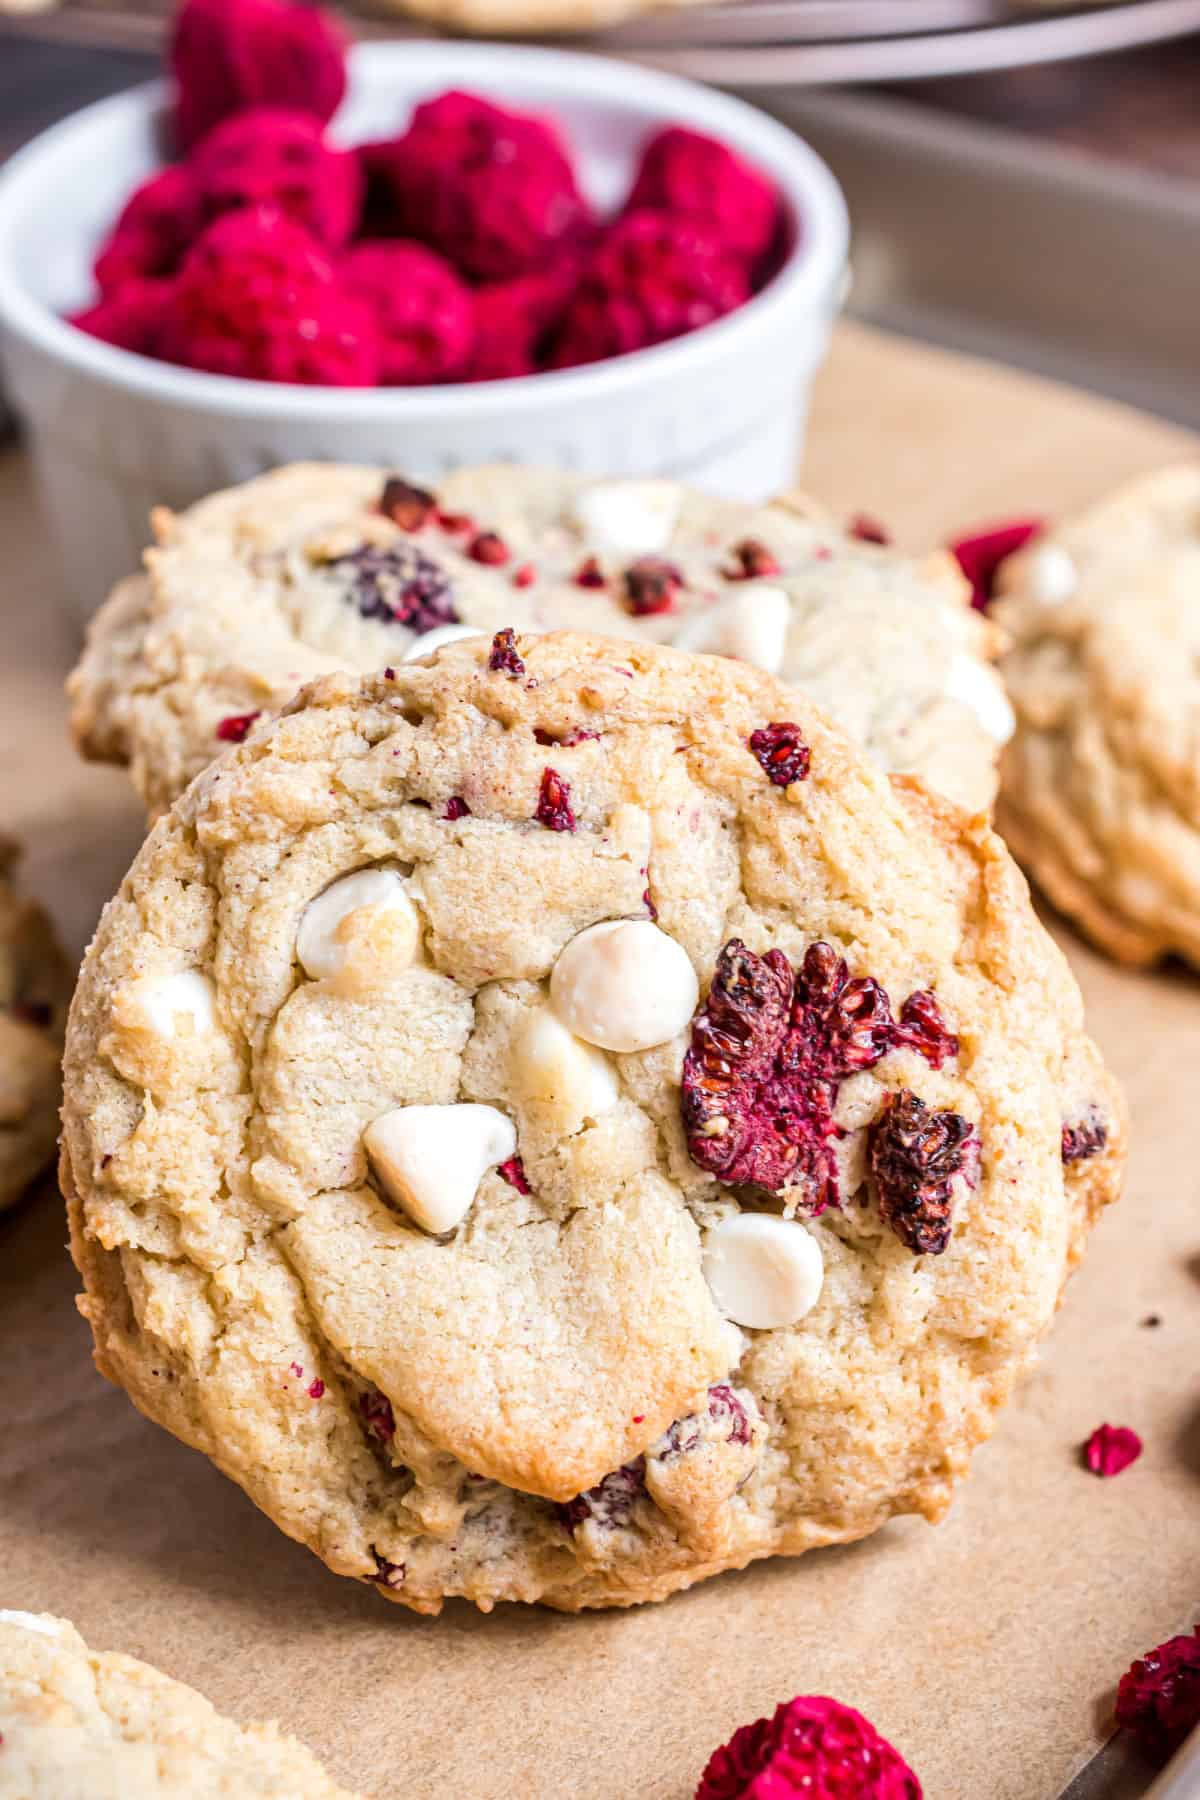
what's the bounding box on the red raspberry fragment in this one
[170,0,347,153]
[696,1695,922,1800]
[470,531,511,567]
[69,278,174,358]
[93,166,202,297]
[497,1155,531,1195]
[164,205,378,385]
[488,627,524,677]
[333,543,457,632]
[624,557,682,616]
[191,107,361,247]
[949,518,1043,611]
[307,1377,325,1399]
[1084,1423,1142,1477]
[657,1383,752,1462]
[342,241,474,385]
[725,538,781,580]
[1115,1624,1200,1760]
[627,126,780,268]
[380,476,436,533]
[378,90,593,283]
[359,1388,395,1444]
[1062,1107,1108,1163]
[682,940,957,1211]
[558,1458,646,1532]
[442,796,471,821]
[215,710,261,742]
[892,990,958,1069]
[749,723,810,787]
[848,512,890,546]
[868,1089,976,1256]
[575,556,607,590]
[512,563,536,588]
[551,211,749,370]
[536,767,576,833]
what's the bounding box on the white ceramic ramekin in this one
[0,41,848,627]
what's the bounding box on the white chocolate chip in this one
[572,481,681,559]
[0,1612,63,1637]
[297,869,421,984]
[402,624,486,661]
[514,1004,619,1132]
[550,919,699,1054]
[1026,543,1077,605]
[943,652,1016,744]
[120,970,216,1039]
[703,1213,824,1329]
[674,585,790,675]
[364,1103,516,1235]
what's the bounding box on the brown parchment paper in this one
[1,322,1198,1800]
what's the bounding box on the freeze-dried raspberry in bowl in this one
[469,266,578,380]
[627,126,781,268]
[190,107,363,248]
[376,90,594,282]
[342,241,474,385]
[169,0,347,151]
[92,166,202,297]
[70,278,175,357]
[162,204,378,384]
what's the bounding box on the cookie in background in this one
[0,836,71,1212]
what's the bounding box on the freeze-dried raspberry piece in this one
[497,1155,531,1194]
[749,723,810,787]
[683,941,956,1210]
[697,1694,922,1800]
[624,557,682,616]
[342,241,474,385]
[93,167,202,297]
[488,627,524,676]
[469,267,578,381]
[848,512,891,545]
[558,1457,646,1532]
[170,0,347,152]
[378,90,593,283]
[657,1383,752,1462]
[893,990,958,1069]
[950,518,1043,610]
[380,476,436,532]
[470,531,511,567]
[1084,1423,1142,1477]
[551,211,749,370]
[163,206,379,386]
[332,543,458,632]
[191,107,362,247]
[1062,1107,1108,1163]
[724,538,781,580]
[1115,1624,1200,1760]
[215,710,260,742]
[576,557,607,589]
[869,1089,975,1256]
[536,768,576,833]
[442,796,471,821]
[359,1387,395,1444]
[69,278,174,358]
[627,126,779,268]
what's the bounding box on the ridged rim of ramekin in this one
[0,41,848,421]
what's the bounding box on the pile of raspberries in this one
[70,0,783,387]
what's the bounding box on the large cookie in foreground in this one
[0,1610,361,1797]
[67,462,1007,820]
[996,465,1200,967]
[63,634,1122,1614]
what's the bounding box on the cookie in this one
[0,837,71,1212]
[0,1610,361,1798]
[62,634,1121,1614]
[68,463,1007,821]
[995,465,1200,967]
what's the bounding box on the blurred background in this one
[2,0,1199,427]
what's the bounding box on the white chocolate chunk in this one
[119,970,216,1039]
[703,1213,824,1329]
[364,1103,516,1235]
[550,919,699,1054]
[402,624,486,661]
[674,585,790,675]
[1026,543,1077,605]
[943,652,1016,744]
[514,1004,619,1132]
[297,868,421,984]
[0,1612,63,1637]
[572,480,681,559]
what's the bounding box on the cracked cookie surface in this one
[63,634,1122,1614]
[0,1610,361,1798]
[996,465,1200,966]
[0,837,71,1212]
[68,462,1005,821]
